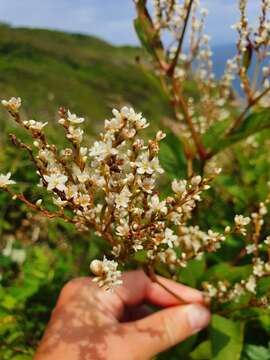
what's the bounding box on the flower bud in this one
[90,259,104,276]
[36,199,43,207]
[58,118,66,125]
[191,175,202,186]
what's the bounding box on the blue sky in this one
[0,0,260,46]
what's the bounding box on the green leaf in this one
[134,17,156,57]
[256,277,270,297]
[210,315,244,360]
[133,250,148,263]
[158,335,197,359]
[159,132,187,179]
[190,340,211,360]
[202,263,252,283]
[134,1,165,63]
[179,258,206,288]
[204,110,270,155]
[243,344,270,360]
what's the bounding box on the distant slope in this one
[0,24,171,135]
[0,24,243,137]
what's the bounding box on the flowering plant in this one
[1,0,270,357]
[134,0,270,172]
[1,97,269,313]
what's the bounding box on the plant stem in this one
[227,85,270,135]
[172,78,209,160]
[168,0,194,75]
[144,266,188,304]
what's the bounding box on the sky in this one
[0,0,260,46]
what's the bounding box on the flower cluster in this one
[1,98,227,291]
[203,199,270,310]
[1,97,269,307]
[230,0,270,104]
[134,0,270,164]
[90,257,123,290]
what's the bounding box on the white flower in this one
[44,174,68,191]
[77,171,90,183]
[23,120,48,131]
[253,259,265,277]
[115,186,132,208]
[245,275,256,294]
[89,140,117,161]
[80,147,88,156]
[0,173,16,187]
[203,283,218,298]
[2,97,21,112]
[168,211,182,225]
[234,215,251,226]
[139,177,155,194]
[201,7,209,16]
[67,126,84,143]
[116,222,130,237]
[111,244,121,257]
[53,197,68,207]
[65,185,78,199]
[150,157,164,174]
[158,248,177,263]
[90,257,122,290]
[156,131,166,141]
[172,179,187,194]
[2,238,26,264]
[135,153,163,175]
[105,114,122,131]
[149,194,167,214]
[67,110,85,124]
[246,244,256,254]
[132,239,143,251]
[120,107,149,129]
[74,194,90,208]
[162,228,178,248]
[10,249,26,264]
[191,175,202,186]
[234,215,250,235]
[265,262,270,272]
[2,238,14,257]
[264,236,270,245]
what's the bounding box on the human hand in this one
[34,270,210,360]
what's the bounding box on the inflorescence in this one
[0,97,269,309]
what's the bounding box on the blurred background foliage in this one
[0,22,270,359]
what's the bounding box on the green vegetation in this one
[0,23,170,135]
[0,23,270,360]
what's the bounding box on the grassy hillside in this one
[0,23,171,136]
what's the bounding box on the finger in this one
[149,275,204,306]
[116,270,204,309]
[121,304,210,358]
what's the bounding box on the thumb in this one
[122,304,210,358]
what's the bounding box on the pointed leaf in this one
[190,340,212,360]
[204,110,270,155]
[210,315,244,360]
[134,0,165,63]
[159,132,187,179]
[243,344,270,360]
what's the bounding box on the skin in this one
[34,270,210,360]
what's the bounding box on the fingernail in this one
[186,304,210,334]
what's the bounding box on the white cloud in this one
[0,0,264,45]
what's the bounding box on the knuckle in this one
[160,312,177,347]
[59,277,88,300]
